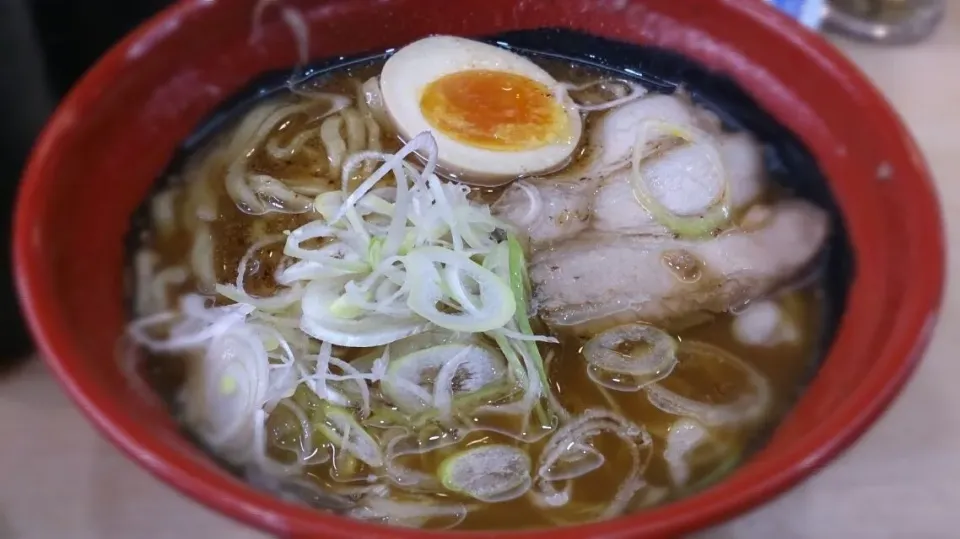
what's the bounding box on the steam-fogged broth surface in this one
[126,33,837,531]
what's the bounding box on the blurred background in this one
[0,0,169,360]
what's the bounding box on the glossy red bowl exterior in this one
[14,0,945,537]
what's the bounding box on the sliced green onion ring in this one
[300,280,429,347]
[314,403,383,468]
[380,343,507,415]
[583,323,678,392]
[405,247,516,333]
[630,120,732,238]
[439,445,532,503]
[644,341,772,426]
[531,409,652,517]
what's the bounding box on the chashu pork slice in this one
[529,199,829,335]
[586,93,708,172]
[497,100,768,244]
[592,131,768,236]
[492,178,593,245]
[493,93,708,245]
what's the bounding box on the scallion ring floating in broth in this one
[439,445,533,502]
[582,323,679,392]
[644,341,773,427]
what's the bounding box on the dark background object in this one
[0,0,171,360]
[28,0,172,97]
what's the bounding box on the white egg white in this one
[380,35,583,185]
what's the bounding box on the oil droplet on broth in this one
[661,249,703,282]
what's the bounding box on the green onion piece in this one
[629,120,732,238]
[438,445,532,502]
[507,234,549,390]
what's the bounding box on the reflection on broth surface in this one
[125,31,844,531]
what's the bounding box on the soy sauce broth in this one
[126,29,851,531]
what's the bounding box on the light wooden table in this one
[2,12,958,539]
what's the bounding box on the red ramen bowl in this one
[14,0,945,537]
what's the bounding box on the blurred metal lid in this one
[824,0,946,45]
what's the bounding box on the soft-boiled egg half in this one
[380,35,583,186]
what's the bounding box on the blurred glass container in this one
[766,0,830,28]
[825,0,947,44]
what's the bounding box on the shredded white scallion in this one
[126,130,561,498]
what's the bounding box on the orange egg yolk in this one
[419,70,569,151]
